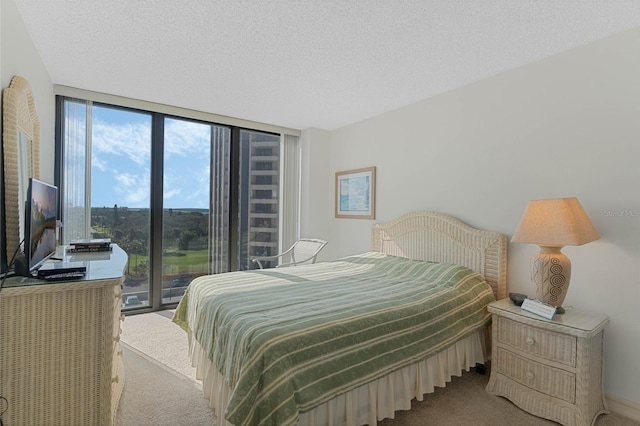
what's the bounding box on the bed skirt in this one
[187,327,490,426]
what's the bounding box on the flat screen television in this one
[23,178,58,274]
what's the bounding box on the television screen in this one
[25,178,58,273]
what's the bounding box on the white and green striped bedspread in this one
[173,251,495,426]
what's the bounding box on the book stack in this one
[67,238,112,253]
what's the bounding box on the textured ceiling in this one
[13,1,640,130]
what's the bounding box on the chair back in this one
[291,238,328,265]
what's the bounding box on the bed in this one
[173,211,507,426]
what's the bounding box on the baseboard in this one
[606,393,640,421]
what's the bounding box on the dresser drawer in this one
[496,348,576,403]
[497,316,576,367]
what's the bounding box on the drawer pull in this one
[120,314,126,321]
[112,376,119,384]
[526,371,535,380]
[117,350,123,356]
[114,335,120,343]
[526,337,535,346]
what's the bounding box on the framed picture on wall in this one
[335,167,376,219]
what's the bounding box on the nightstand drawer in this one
[496,348,576,404]
[497,316,576,367]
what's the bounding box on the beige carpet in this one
[116,310,639,426]
[116,310,218,426]
[119,309,197,382]
[377,371,639,426]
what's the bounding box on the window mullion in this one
[150,114,164,309]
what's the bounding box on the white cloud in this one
[92,155,108,172]
[164,188,182,200]
[164,118,211,157]
[92,119,151,166]
[113,170,150,207]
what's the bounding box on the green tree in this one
[178,230,198,250]
[113,204,120,226]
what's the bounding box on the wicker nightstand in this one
[486,298,609,426]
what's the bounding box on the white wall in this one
[302,27,640,412]
[1,0,55,181]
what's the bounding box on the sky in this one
[90,106,212,209]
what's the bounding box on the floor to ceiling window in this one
[161,117,214,304]
[55,97,285,312]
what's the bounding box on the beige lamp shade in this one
[512,197,599,309]
[512,197,600,246]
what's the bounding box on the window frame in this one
[54,94,289,314]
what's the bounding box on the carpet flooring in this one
[116,309,218,425]
[116,310,640,426]
[116,343,218,426]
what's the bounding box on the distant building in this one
[239,131,280,270]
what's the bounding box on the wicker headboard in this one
[371,211,507,300]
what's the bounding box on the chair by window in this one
[252,238,327,269]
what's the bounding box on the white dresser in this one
[486,298,609,426]
[0,245,127,426]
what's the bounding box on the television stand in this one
[0,244,127,425]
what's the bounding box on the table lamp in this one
[511,197,600,312]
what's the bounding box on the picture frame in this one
[335,167,376,219]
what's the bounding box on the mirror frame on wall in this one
[2,75,41,263]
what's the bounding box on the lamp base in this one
[531,246,571,310]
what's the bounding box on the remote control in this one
[42,272,86,282]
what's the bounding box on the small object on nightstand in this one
[521,298,556,319]
[508,292,527,306]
